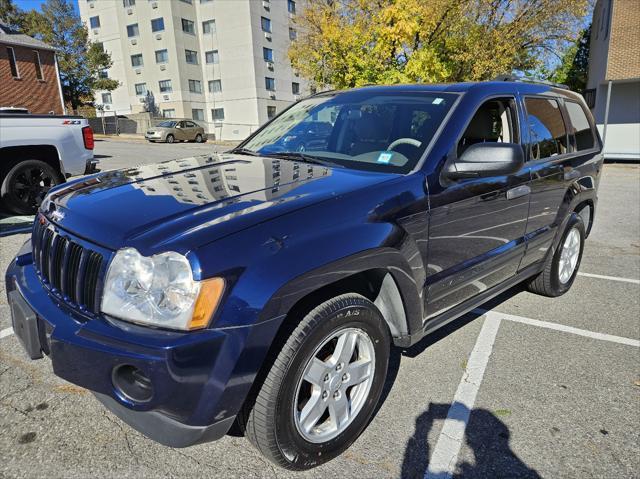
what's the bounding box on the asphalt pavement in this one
[0,149,638,478]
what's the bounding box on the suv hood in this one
[42,153,395,254]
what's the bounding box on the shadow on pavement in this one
[402,402,541,479]
[0,212,33,237]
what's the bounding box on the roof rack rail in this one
[493,74,569,90]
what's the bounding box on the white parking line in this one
[0,327,13,339]
[425,313,502,479]
[476,309,640,347]
[577,272,640,285]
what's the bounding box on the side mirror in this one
[444,143,524,179]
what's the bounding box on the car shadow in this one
[0,212,34,237]
[401,402,541,479]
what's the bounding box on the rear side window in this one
[524,98,568,160]
[565,101,595,151]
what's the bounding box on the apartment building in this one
[79,0,309,140]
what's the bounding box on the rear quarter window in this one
[565,101,595,151]
[524,97,568,160]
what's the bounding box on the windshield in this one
[241,91,458,173]
[157,120,177,128]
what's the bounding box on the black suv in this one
[7,80,602,470]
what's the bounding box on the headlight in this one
[101,248,224,330]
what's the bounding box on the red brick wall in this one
[0,44,64,114]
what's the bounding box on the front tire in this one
[1,160,62,215]
[527,213,585,297]
[240,294,390,470]
[165,134,175,144]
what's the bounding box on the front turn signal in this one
[188,277,226,330]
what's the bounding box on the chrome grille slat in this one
[32,218,104,315]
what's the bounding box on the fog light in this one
[112,364,153,403]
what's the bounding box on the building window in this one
[6,47,19,78]
[261,17,271,33]
[180,0,192,3]
[159,79,172,92]
[33,50,44,80]
[292,82,300,95]
[98,69,108,79]
[209,79,222,93]
[205,50,219,64]
[181,18,195,34]
[134,83,147,95]
[155,49,168,63]
[131,54,143,67]
[211,108,225,121]
[267,106,277,119]
[192,109,204,121]
[89,16,100,29]
[202,19,215,34]
[583,89,596,109]
[263,47,273,62]
[162,109,176,118]
[289,27,297,40]
[288,0,296,14]
[123,0,135,6]
[188,79,202,93]
[126,23,139,37]
[185,49,198,64]
[265,77,275,91]
[151,17,164,32]
[101,92,112,104]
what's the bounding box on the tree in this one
[142,91,160,117]
[0,0,23,28]
[11,0,119,111]
[289,0,590,89]
[547,25,591,91]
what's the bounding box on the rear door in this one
[425,96,530,318]
[185,121,198,140]
[518,96,572,269]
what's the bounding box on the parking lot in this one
[0,141,638,478]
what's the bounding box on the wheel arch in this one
[0,145,64,178]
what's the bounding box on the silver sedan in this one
[145,120,206,143]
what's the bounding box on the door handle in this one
[506,185,531,200]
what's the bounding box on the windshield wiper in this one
[264,152,343,168]
[228,147,261,156]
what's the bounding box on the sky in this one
[14,0,79,14]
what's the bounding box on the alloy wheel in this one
[558,228,581,284]
[293,327,375,443]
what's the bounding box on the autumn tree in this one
[290,0,590,89]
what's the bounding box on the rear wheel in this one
[239,294,390,470]
[1,160,62,215]
[166,134,175,144]
[527,213,585,297]
[195,133,203,143]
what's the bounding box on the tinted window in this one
[525,98,568,160]
[565,101,595,151]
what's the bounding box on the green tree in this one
[0,0,23,28]
[14,0,119,111]
[290,0,590,89]
[547,25,591,91]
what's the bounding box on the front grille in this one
[32,218,105,314]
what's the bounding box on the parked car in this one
[0,113,95,214]
[145,120,206,143]
[7,80,602,470]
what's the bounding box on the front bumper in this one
[5,243,274,447]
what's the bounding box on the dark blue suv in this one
[6,81,602,470]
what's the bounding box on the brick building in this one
[0,22,65,114]
[586,0,640,160]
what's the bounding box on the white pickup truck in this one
[0,113,96,214]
